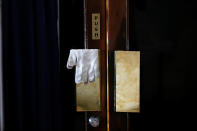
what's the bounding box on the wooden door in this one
[60,0,135,130]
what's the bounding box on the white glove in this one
[67,49,100,84]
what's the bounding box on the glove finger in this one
[67,50,77,69]
[75,64,82,84]
[88,64,95,82]
[76,50,87,84]
[81,50,90,84]
[94,64,100,78]
[75,50,84,84]
[94,53,100,78]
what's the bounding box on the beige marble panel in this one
[115,51,140,112]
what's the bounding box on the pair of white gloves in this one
[67,49,100,84]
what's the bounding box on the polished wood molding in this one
[84,0,107,130]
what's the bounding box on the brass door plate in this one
[92,13,100,40]
[115,51,140,112]
[76,52,101,111]
[76,78,101,111]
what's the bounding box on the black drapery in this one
[2,0,61,131]
[132,0,197,131]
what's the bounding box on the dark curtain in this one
[2,0,61,131]
[59,0,84,131]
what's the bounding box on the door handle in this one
[66,49,140,113]
[89,116,100,127]
[67,49,101,111]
